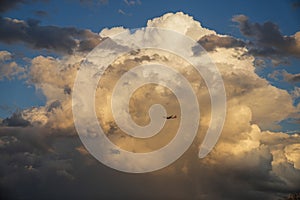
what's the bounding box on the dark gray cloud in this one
[198,34,246,51]
[34,10,48,17]
[46,100,62,112]
[0,124,299,200]
[0,0,26,13]
[232,15,300,59]
[0,0,47,13]
[63,85,72,95]
[1,111,30,127]
[285,192,300,199]
[0,17,102,54]
[79,0,108,6]
[291,0,300,8]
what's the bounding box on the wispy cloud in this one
[269,69,300,83]
[34,10,48,17]
[79,0,108,6]
[123,0,141,6]
[118,9,131,16]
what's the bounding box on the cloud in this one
[99,26,128,37]
[34,10,48,17]
[21,55,82,130]
[291,87,300,99]
[147,12,215,41]
[1,111,30,127]
[123,0,141,6]
[0,51,25,80]
[0,17,102,54]
[269,69,300,83]
[118,9,131,16]
[232,15,300,59]
[118,9,126,15]
[283,71,300,83]
[79,0,108,6]
[0,0,29,13]
[198,34,246,51]
[1,12,300,200]
[0,126,82,199]
[0,0,48,13]
[292,0,300,8]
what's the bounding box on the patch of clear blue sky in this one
[0,0,299,132]
[3,0,300,35]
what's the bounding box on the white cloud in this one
[147,12,215,41]
[99,26,128,38]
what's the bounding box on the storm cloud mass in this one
[0,12,300,200]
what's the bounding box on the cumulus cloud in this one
[0,17,102,54]
[99,26,128,37]
[1,12,300,200]
[0,51,25,80]
[147,12,215,41]
[232,14,300,60]
[23,55,82,130]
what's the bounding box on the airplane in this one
[163,115,177,119]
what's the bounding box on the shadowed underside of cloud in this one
[0,17,102,54]
[0,0,48,13]
[1,111,30,127]
[232,14,300,59]
[198,34,246,51]
[0,0,28,13]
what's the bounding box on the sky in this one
[0,0,300,200]
[0,0,300,119]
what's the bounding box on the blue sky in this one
[3,0,300,34]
